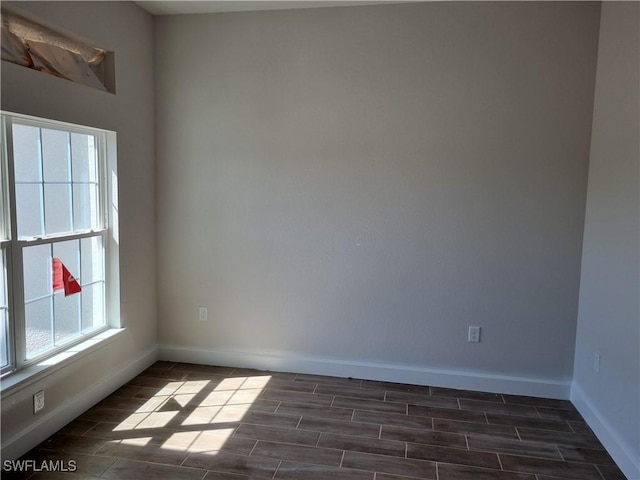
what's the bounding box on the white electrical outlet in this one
[594,352,601,373]
[468,326,481,343]
[34,390,45,414]
[198,306,208,322]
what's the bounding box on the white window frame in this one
[0,111,120,377]
[1,116,13,374]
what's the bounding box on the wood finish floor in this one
[4,362,627,479]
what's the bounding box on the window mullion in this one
[38,127,45,237]
[0,119,6,241]
[1,116,15,374]
[49,264,55,348]
[0,247,13,376]
[67,133,82,336]
[5,116,26,370]
[15,229,108,248]
[4,117,18,262]
[68,132,74,231]
[78,240,83,335]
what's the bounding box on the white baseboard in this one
[159,345,570,399]
[1,347,158,461]
[571,382,640,480]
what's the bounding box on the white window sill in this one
[0,328,125,397]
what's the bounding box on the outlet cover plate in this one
[468,326,481,343]
[34,390,45,414]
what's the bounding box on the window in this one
[0,112,118,376]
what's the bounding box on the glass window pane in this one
[41,129,70,182]
[73,183,99,231]
[54,293,80,344]
[44,184,72,234]
[16,183,44,238]
[81,282,104,332]
[81,236,104,284]
[71,133,98,183]
[52,239,84,341]
[25,297,52,358]
[12,124,41,183]
[53,240,80,278]
[23,244,51,302]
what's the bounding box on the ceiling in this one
[134,1,414,16]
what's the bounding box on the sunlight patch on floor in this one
[168,393,196,407]
[174,380,211,395]
[152,381,184,396]
[109,373,272,454]
[161,428,236,453]
[135,395,173,413]
[113,437,153,447]
[114,410,180,430]
[180,405,223,425]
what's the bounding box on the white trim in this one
[1,328,124,395]
[159,345,570,399]
[0,346,158,460]
[1,111,107,137]
[571,381,640,480]
[104,130,119,329]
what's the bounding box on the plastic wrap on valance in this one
[1,6,115,93]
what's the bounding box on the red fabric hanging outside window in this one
[52,258,82,296]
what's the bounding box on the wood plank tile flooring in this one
[4,362,628,479]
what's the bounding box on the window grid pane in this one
[81,281,105,332]
[12,124,41,183]
[16,183,44,238]
[41,129,70,183]
[44,184,73,234]
[23,244,51,302]
[25,296,53,358]
[54,292,80,345]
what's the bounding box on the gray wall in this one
[1,1,156,456]
[155,2,600,392]
[572,2,640,478]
